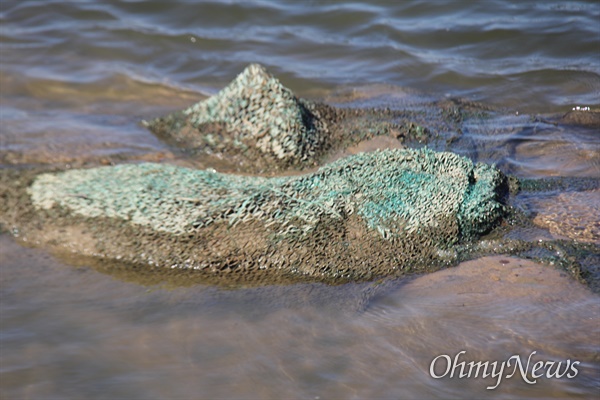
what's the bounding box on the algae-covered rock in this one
[145,64,445,173]
[147,64,331,168]
[3,63,598,286]
[24,148,508,282]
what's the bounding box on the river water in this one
[1,1,599,399]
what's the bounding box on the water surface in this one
[1,1,599,398]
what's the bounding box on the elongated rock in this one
[25,148,508,282]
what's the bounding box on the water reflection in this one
[2,236,598,399]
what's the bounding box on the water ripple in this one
[2,0,598,110]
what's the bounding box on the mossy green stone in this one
[29,148,506,267]
[179,63,324,163]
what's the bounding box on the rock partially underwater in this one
[3,64,598,287]
[21,148,507,283]
[149,63,600,176]
[145,64,438,173]
[146,63,332,169]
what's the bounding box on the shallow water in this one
[2,236,599,399]
[1,1,599,398]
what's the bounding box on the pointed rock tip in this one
[244,63,270,76]
[235,63,285,88]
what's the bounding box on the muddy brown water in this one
[1,1,600,399]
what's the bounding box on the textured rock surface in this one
[24,148,507,281]
[146,64,332,169]
[2,64,598,287]
[182,64,325,162]
[529,189,600,244]
[145,64,441,173]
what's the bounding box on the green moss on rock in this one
[27,148,508,280]
[144,64,455,174]
[147,64,329,167]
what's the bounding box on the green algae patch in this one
[146,63,332,170]
[25,148,508,282]
[145,64,441,174]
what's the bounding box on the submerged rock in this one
[554,109,600,129]
[528,189,600,244]
[21,148,507,283]
[3,64,598,287]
